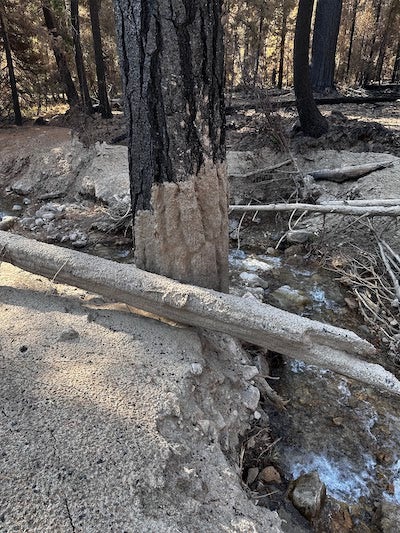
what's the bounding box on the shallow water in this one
[230,249,400,512]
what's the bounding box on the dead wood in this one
[229,159,292,179]
[2,231,400,395]
[320,199,400,207]
[229,202,400,217]
[309,161,394,182]
[226,94,400,113]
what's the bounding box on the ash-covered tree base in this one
[134,161,229,293]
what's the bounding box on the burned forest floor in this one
[1,93,400,532]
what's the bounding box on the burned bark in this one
[310,0,342,91]
[114,0,229,292]
[88,0,112,119]
[42,1,80,109]
[294,0,329,137]
[0,3,22,125]
[71,0,93,114]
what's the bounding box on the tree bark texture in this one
[345,0,358,78]
[311,0,342,91]
[0,3,22,125]
[294,0,329,137]
[42,2,80,108]
[278,1,288,89]
[392,39,400,83]
[114,0,229,292]
[88,0,112,118]
[71,0,93,114]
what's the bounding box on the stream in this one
[229,248,400,529]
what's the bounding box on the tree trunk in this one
[374,0,397,83]
[71,0,93,114]
[253,13,265,87]
[278,1,288,89]
[0,3,22,125]
[392,39,400,83]
[88,0,112,119]
[113,0,229,292]
[345,0,358,79]
[294,0,329,137]
[42,1,80,109]
[310,0,342,92]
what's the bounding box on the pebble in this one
[246,467,259,485]
[241,365,259,381]
[289,471,326,520]
[239,272,269,289]
[286,230,314,244]
[259,466,282,484]
[271,285,310,309]
[0,216,17,230]
[12,204,22,211]
[58,327,80,341]
[242,385,260,411]
[190,363,203,376]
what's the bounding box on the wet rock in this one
[271,285,310,309]
[289,471,326,521]
[58,327,79,341]
[12,204,22,212]
[23,197,31,205]
[0,216,17,230]
[315,498,353,533]
[259,466,282,484]
[379,501,400,532]
[284,244,305,257]
[287,230,314,244]
[242,385,260,411]
[239,272,269,289]
[246,467,259,485]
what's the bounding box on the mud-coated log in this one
[1,231,400,395]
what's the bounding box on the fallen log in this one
[309,161,394,183]
[229,202,400,217]
[229,159,292,179]
[320,199,400,207]
[226,94,400,113]
[1,231,400,395]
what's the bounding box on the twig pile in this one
[333,244,400,360]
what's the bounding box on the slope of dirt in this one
[0,262,283,532]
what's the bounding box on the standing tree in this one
[113,0,229,292]
[88,0,112,118]
[71,0,93,114]
[42,0,80,109]
[0,1,22,125]
[294,0,328,137]
[310,0,342,92]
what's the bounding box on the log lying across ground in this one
[229,202,400,217]
[226,94,400,113]
[309,161,394,183]
[1,230,400,395]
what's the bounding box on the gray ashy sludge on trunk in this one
[113,0,229,292]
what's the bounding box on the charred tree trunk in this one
[71,0,93,114]
[345,0,358,79]
[253,12,265,87]
[88,0,112,118]
[310,0,342,91]
[374,0,397,83]
[113,0,229,292]
[294,0,329,137]
[278,1,288,89]
[42,2,80,109]
[392,39,400,83]
[0,3,22,125]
